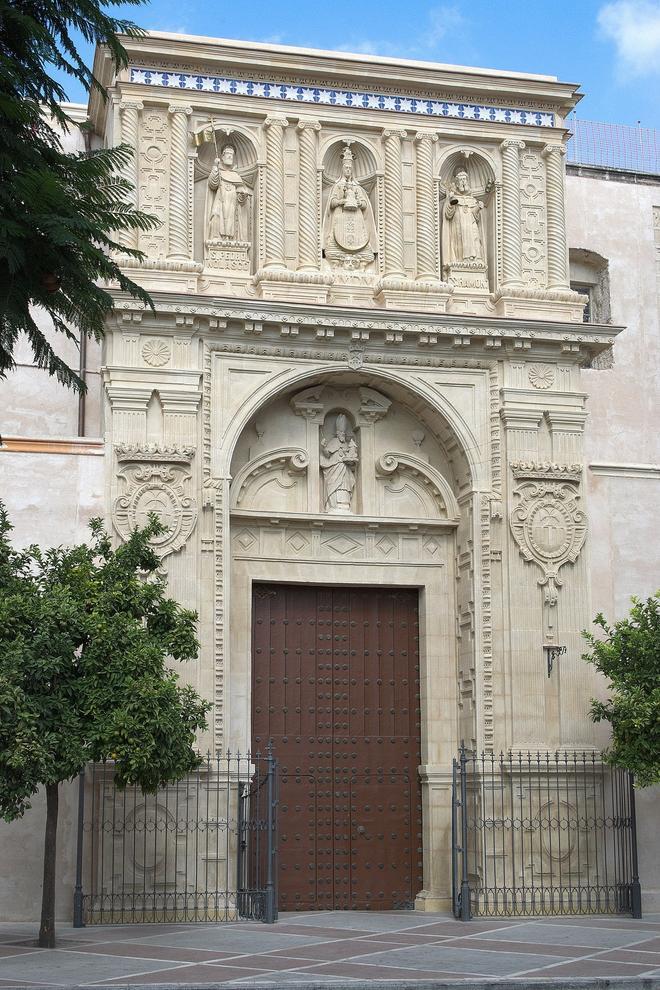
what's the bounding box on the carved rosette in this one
[113,445,197,557]
[509,462,586,605]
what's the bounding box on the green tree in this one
[0,504,211,947]
[583,594,660,787]
[0,0,158,392]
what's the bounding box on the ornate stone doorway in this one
[251,583,423,911]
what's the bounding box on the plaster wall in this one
[567,171,660,910]
[0,452,104,921]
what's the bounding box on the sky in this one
[61,0,660,129]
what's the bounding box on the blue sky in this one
[64,0,660,129]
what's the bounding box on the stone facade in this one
[0,38,658,917]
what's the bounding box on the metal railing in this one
[73,749,278,926]
[452,746,642,919]
[567,118,660,176]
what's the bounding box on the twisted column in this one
[543,143,569,289]
[263,115,289,268]
[382,129,407,276]
[167,105,193,260]
[118,101,142,249]
[414,131,438,280]
[500,139,525,287]
[296,119,321,271]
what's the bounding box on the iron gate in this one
[73,749,278,925]
[452,746,642,919]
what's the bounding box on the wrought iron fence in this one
[73,750,278,926]
[452,746,641,919]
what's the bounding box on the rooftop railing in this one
[567,118,660,176]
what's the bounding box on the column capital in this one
[119,100,143,114]
[414,130,438,144]
[542,142,567,158]
[264,114,289,128]
[383,127,408,140]
[297,118,321,132]
[500,138,525,152]
[168,104,192,116]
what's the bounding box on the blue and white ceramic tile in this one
[130,68,555,128]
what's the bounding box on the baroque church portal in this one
[94,31,621,914]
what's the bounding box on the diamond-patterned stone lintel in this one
[236,529,257,550]
[287,531,309,552]
[376,535,397,556]
[323,533,362,555]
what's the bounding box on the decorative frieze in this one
[130,68,556,129]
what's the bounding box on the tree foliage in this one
[583,594,660,787]
[0,504,210,817]
[0,503,211,943]
[0,0,158,391]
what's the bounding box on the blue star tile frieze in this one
[129,68,555,128]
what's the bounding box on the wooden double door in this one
[251,584,423,911]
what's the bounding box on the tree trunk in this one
[38,783,59,948]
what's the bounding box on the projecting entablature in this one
[89,33,591,324]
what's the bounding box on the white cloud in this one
[598,0,660,76]
[333,4,468,60]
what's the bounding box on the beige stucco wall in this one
[567,169,660,910]
[0,450,104,921]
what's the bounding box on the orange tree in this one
[583,594,660,787]
[0,504,210,946]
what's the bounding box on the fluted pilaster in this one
[167,105,193,260]
[543,143,569,289]
[414,131,438,280]
[500,139,525,287]
[263,115,289,268]
[296,119,321,271]
[382,129,407,276]
[118,101,142,249]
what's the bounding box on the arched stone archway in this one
[203,354,495,912]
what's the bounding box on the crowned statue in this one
[323,145,376,270]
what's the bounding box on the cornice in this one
[108,290,622,358]
[116,33,581,110]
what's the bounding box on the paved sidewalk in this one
[0,912,660,987]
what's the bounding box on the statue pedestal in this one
[253,269,333,303]
[491,287,587,323]
[373,277,453,313]
[205,239,251,273]
[444,262,489,293]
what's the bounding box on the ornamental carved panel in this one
[113,445,197,557]
[509,462,586,605]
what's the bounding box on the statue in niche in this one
[208,145,250,240]
[441,166,490,291]
[320,413,359,514]
[205,143,252,272]
[323,145,376,270]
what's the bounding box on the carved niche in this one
[193,124,258,273]
[509,462,586,605]
[439,150,495,293]
[321,141,379,274]
[113,444,198,557]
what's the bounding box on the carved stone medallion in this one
[509,463,586,605]
[113,447,197,557]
